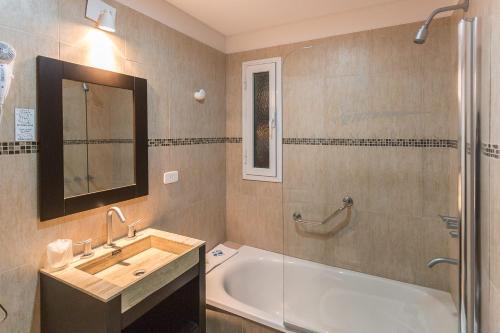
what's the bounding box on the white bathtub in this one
[206,246,458,333]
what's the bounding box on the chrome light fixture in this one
[86,0,116,33]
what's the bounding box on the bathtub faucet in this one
[427,257,459,268]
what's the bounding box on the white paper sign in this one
[15,108,36,141]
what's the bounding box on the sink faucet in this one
[427,257,459,268]
[105,207,126,247]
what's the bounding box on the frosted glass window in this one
[253,72,270,169]
[242,58,282,182]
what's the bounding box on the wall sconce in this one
[194,89,206,103]
[86,0,116,33]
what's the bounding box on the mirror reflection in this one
[62,79,135,198]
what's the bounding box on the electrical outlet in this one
[163,171,179,184]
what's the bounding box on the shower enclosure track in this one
[458,17,480,333]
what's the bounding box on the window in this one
[242,58,282,182]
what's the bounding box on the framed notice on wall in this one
[15,108,36,141]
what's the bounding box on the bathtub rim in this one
[206,244,458,333]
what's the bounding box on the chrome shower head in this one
[414,25,429,44]
[414,0,469,45]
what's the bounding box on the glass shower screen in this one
[281,18,461,333]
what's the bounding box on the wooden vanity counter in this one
[40,228,206,333]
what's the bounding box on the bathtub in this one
[206,245,458,333]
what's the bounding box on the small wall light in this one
[97,9,116,32]
[86,0,116,33]
[194,89,206,103]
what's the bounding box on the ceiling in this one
[163,0,398,36]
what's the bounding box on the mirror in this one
[62,80,135,198]
[37,56,148,221]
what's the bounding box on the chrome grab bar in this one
[0,303,7,323]
[293,196,354,226]
[427,257,459,268]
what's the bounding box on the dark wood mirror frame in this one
[36,56,148,221]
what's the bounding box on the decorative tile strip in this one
[148,137,227,147]
[0,141,39,155]
[283,138,458,148]
[63,139,87,145]
[226,137,243,143]
[0,137,460,156]
[482,143,500,159]
[64,139,135,145]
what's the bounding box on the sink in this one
[41,228,204,312]
[76,235,194,287]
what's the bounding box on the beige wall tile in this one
[63,144,89,197]
[489,14,500,143]
[59,0,126,54]
[490,283,500,333]
[226,18,457,292]
[148,145,226,251]
[0,0,58,39]
[0,27,59,141]
[422,149,453,217]
[369,23,422,75]
[489,160,500,288]
[467,0,499,330]
[3,0,497,330]
[225,143,283,253]
[59,41,126,73]
[0,1,226,332]
[283,76,327,138]
[479,155,491,324]
[324,30,372,77]
[0,265,40,333]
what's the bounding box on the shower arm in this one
[422,0,469,30]
[293,196,353,226]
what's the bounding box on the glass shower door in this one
[281,19,461,333]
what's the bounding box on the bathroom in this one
[0,0,498,332]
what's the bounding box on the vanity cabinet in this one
[40,229,206,333]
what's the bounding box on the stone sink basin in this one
[41,228,204,312]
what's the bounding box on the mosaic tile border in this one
[482,143,500,159]
[227,137,457,148]
[0,141,39,155]
[283,138,458,148]
[0,137,459,156]
[64,139,135,145]
[226,137,243,143]
[148,137,227,147]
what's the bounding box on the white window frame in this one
[242,57,282,182]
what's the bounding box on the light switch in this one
[163,171,179,184]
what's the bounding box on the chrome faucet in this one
[105,207,126,247]
[427,257,459,268]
